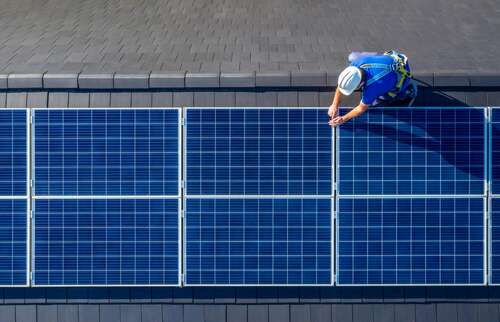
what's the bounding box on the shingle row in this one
[2,72,500,89]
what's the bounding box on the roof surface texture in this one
[0,0,498,74]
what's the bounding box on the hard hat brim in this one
[339,87,354,96]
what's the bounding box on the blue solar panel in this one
[337,198,485,285]
[33,198,179,285]
[33,109,179,196]
[490,198,500,284]
[185,108,332,195]
[0,200,27,286]
[492,108,500,194]
[0,110,28,286]
[0,110,27,196]
[338,108,485,195]
[185,198,331,285]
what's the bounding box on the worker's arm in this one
[329,102,369,127]
[327,87,342,118]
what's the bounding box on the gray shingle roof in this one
[0,0,498,74]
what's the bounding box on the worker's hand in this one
[329,116,345,127]
[327,105,338,119]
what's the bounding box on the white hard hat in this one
[338,66,362,96]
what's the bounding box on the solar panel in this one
[336,197,485,285]
[338,108,485,195]
[33,198,179,286]
[33,109,179,196]
[0,110,28,286]
[491,108,500,284]
[0,109,27,196]
[185,108,332,196]
[184,108,333,285]
[184,198,332,285]
[492,108,500,194]
[0,200,28,286]
[32,108,181,286]
[491,198,500,284]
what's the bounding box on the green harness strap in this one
[384,50,413,97]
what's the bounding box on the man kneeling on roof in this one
[328,50,417,126]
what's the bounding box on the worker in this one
[328,50,417,126]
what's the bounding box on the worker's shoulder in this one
[351,54,393,67]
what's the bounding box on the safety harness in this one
[359,50,413,98]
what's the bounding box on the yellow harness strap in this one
[384,51,412,97]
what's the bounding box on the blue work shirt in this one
[351,54,411,105]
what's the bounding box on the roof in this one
[0,0,498,74]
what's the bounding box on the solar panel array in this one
[337,108,487,285]
[0,110,28,286]
[184,108,333,285]
[0,106,497,287]
[32,109,180,286]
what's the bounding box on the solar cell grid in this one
[491,198,500,284]
[33,109,179,196]
[184,198,331,285]
[32,108,181,286]
[338,108,485,195]
[33,198,179,285]
[0,200,27,285]
[184,107,333,286]
[492,108,500,194]
[337,197,485,285]
[0,109,28,286]
[185,108,332,196]
[490,108,500,284]
[0,110,27,196]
